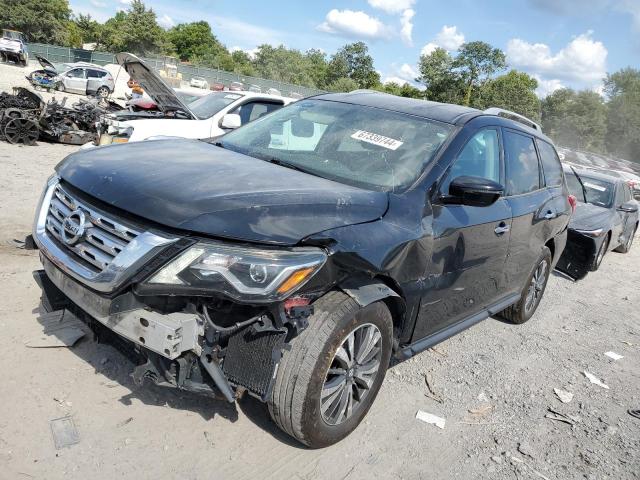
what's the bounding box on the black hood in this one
[569,202,612,231]
[56,139,388,245]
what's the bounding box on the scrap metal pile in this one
[0,87,118,146]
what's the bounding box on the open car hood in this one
[115,53,196,120]
[35,54,57,72]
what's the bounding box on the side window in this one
[87,69,105,78]
[565,172,586,202]
[66,68,85,79]
[623,184,632,202]
[503,130,541,195]
[537,140,563,187]
[232,101,283,125]
[441,129,501,194]
[615,184,625,206]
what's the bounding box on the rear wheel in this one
[592,235,610,270]
[614,226,636,254]
[499,247,552,324]
[268,291,393,448]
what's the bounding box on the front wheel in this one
[268,291,393,448]
[592,235,610,270]
[96,86,110,98]
[614,226,636,254]
[54,82,65,92]
[499,246,552,324]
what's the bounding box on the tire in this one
[96,86,110,98]
[592,235,610,271]
[498,246,552,325]
[614,226,636,254]
[268,291,393,448]
[55,82,65,92]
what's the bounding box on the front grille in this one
[45,183,141,272]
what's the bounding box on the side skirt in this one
[394,293,521,361]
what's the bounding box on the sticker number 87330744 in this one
[350,130,404,151]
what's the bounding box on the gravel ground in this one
[0,62,639,480]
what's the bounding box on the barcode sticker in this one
[351,130,403,150]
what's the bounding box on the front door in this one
[64,68,87,94]
[412,128,512,340]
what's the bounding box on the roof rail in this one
[484,108,541,132]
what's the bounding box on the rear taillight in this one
[568,194,577,213]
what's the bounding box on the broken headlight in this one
[574,228,604,237]
[146,242,327,302]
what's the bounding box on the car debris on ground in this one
[49,416,80,450]
[415,410,446,429]
[583,371,610,389]
[553,388,574,403]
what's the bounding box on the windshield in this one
[189,92,243,119]
[219,99,454,192]
[566,172,614,208]
[2,30,24,41]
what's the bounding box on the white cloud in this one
[400,9,415,46]
[383,75,411,85]
[368,0,415,15]
[158,14,175,29]
[420,25,465,56]
[507,32,608,87]
[317,9,391,40]
[90,0,106,7]
[534,76,565,97]
[398,63,418,82]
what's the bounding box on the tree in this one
[327,42,380,89]
[604,68,640,161]
[230,50,256,76]
[100,0,166,56]
[376,81,424,99]
[71,14,102,46]
[327,77,359,92]
[305,49,330,89]
[474,70,541,121]
[167,21,225,62]
[253,45,315,87]
[454,41,506,106]
[541,89,608,152]
[0,0,71,45]
[416,47,465,103]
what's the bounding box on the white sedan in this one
[190,76,209,89]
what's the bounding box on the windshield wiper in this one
[570,166,588,203]
[261,156,322,177]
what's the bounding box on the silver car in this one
[34,56,115,97]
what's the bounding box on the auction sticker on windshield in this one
[351,130,403,150]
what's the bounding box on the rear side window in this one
[66,68,85,79]
[87,69,106,78]
[441,129,501,194]
[537,140,563,187]
[503,131,541,195]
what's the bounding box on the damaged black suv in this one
[32,91,572,447]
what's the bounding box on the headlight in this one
[574,228,604,237]
[146,242,327,302]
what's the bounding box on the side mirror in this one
[221,113,241,129]
[446,176,504,207]
[617,201,638,213]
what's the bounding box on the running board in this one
[395,293,520,361]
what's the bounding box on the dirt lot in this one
[0,62,639,480]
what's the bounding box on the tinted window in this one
[442,129,501,194]
[66,68,85,79]
[565,172,586,202]
[623,183,632,202]
[537,140,563,186]
[87,69,106,78]
[504,131,540,195]
[615,183,625,206]
[232,101,283,125]
[578,175,615,208]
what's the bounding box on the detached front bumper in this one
[555,230,599,280]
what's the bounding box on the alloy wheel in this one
[525,259,548,314]
[320,323,382,426]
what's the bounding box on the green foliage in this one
[167,21,225,62]
[473,70,541,121]
[327,77,359,92]
[376,82,424,99]
[454,41,507,106]
[604,68,640,160]
[253,44,315,87]
[0,0,71,45]
[327,42,380,89]
[417,47,465,103]
[71,14,102,46]
[541,89,608,152]
[100,0,166,56]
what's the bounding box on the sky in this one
[70,0,640,97]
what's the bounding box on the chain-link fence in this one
[28,43,326,98]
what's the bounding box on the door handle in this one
[494,223,510,235]
[544,211,556,220]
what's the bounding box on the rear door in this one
[86,69,105,94]
[413,127,512,339]
[502,129,553,292]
